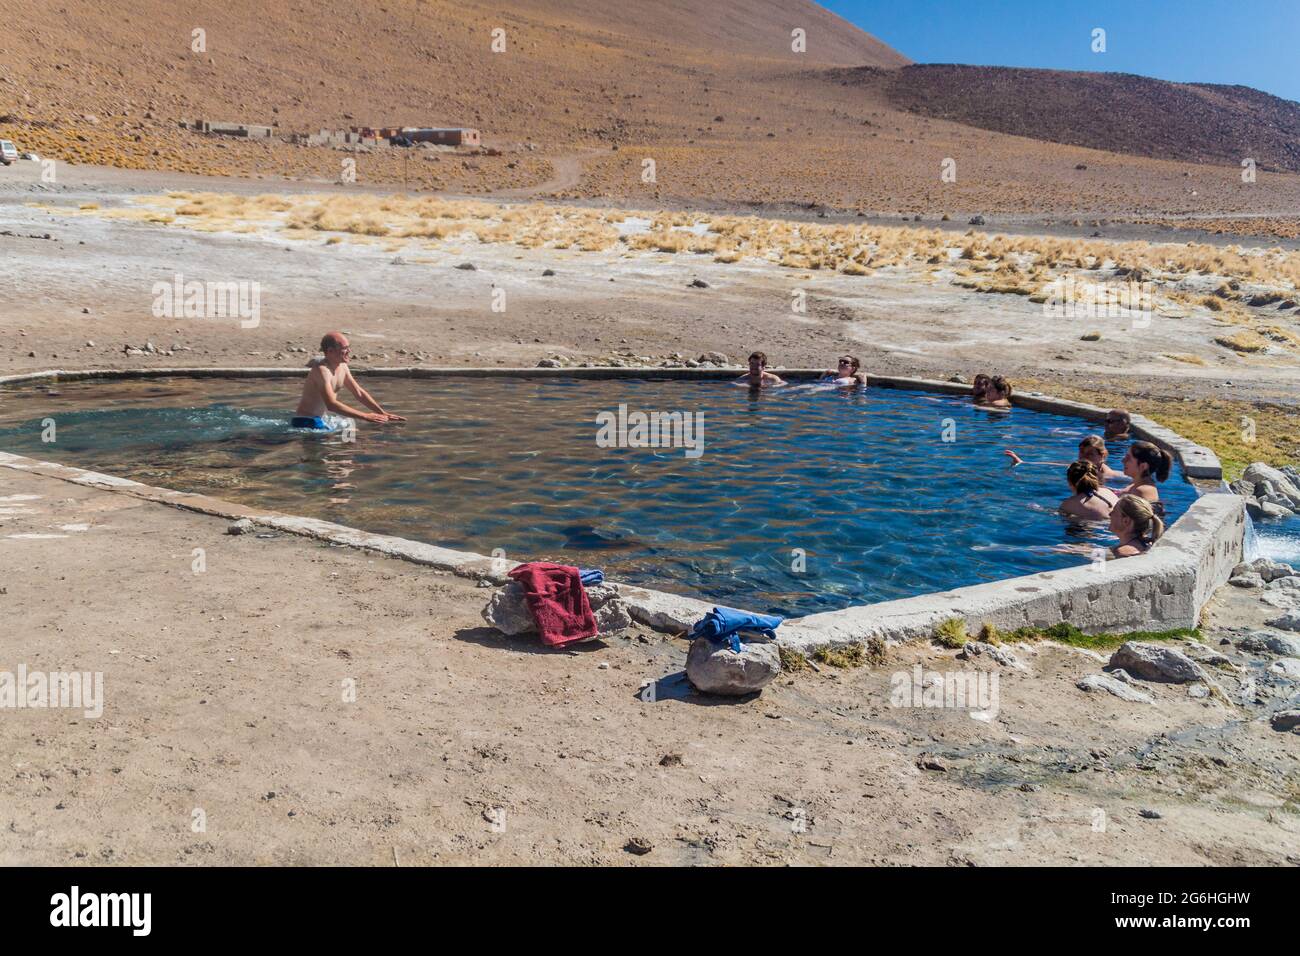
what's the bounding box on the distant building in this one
[193,120,273,139]
[400,127,481,147]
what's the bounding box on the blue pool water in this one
[0,376,1202,616]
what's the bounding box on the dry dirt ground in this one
[2,465,1297,866]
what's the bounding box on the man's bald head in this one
[321,331,348,352]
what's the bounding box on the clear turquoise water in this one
[0,376,1201,616]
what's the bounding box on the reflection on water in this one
[0,376,1200,615]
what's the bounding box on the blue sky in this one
[822,0,1300,103]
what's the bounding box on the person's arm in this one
[1003,449,1069,468]
[765,372,786,386]
[344,368,405,422]
[317,368,386,423]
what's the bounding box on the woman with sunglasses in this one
[819,354,867,386]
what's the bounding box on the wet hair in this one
[1128,440,1172,482]
[320,332,347,352]
[1067,460,1102,494]
[839,355,860,372]
[972,373,991,391]
[990,375,1013,398]
[748,351,767,367]
[1114,495,1165,546]
[1078,435,1107,459]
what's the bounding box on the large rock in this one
[481,582,631,638]
[685,637,781,696]
[1077,673,1153,703]
[1108,642,1205,684]
[1242,463,1300,508]
[1246,498,1294,521]
[1233,558,1296,583]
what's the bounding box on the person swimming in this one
[971,373,992,405]
[1004,434,1126,482]
[819,354,867,386]
[1109,494,1165,557]
[1119,440,1172,517]
[292,331,406,429]
[1104,408,1132,441]
[734,351,786,388]
[981,375,1013,410]
[1060,460,1117,520]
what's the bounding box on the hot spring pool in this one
[0,375,1201,616]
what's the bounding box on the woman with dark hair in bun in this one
[1120,440,1173,517]
[1060,461,1118,520]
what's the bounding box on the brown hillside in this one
[3,1,1300,220]
[843,64,1300,173]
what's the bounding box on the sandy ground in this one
[2,465,1297,866]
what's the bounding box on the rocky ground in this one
[1,463,1297,866]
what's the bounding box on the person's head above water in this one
[1104,408,1132,439]
[972,373,991,399]
[989,375,1013,400]
[1078,435,1108,466]
[748,351,768,371]
[837,355,860,375]
[1067,460,1103,495]
[1110,494,1165,547]
[1124,440,1172,484]
[320,331,351,366]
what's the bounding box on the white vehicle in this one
[0,140,19,165]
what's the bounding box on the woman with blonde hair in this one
[1109,495,1165,557]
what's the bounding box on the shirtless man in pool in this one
[292,331,406,428]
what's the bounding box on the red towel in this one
[507,562,598,647]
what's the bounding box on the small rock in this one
[1269,710,1300,732]
[1076,674,1153,703]
[958,640,1020,667]
[918,757,947,772]
[1138,808,1162,819]
[1266,611,1300,632]
[1108,642,1205,684]
[1187,683,1210,699]
[536,358,561,368]
[1228,572,1265,589]
[541,269,555,276]
[688,278,709,288]
[659,753,683,767]
[1236,631,1300,657]
[226,518,255,535]
[624,837,653,855]
[1268,659,1300,679]
[968,215,985,226]
[697,351,728,365]
[454,262,477,270]
[685,637,781,695]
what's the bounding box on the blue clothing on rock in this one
[690,606,784,653]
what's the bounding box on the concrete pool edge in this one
[0,366,1237,650]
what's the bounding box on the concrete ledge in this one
[780,494,1245,653]
[0,367,1235,651]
